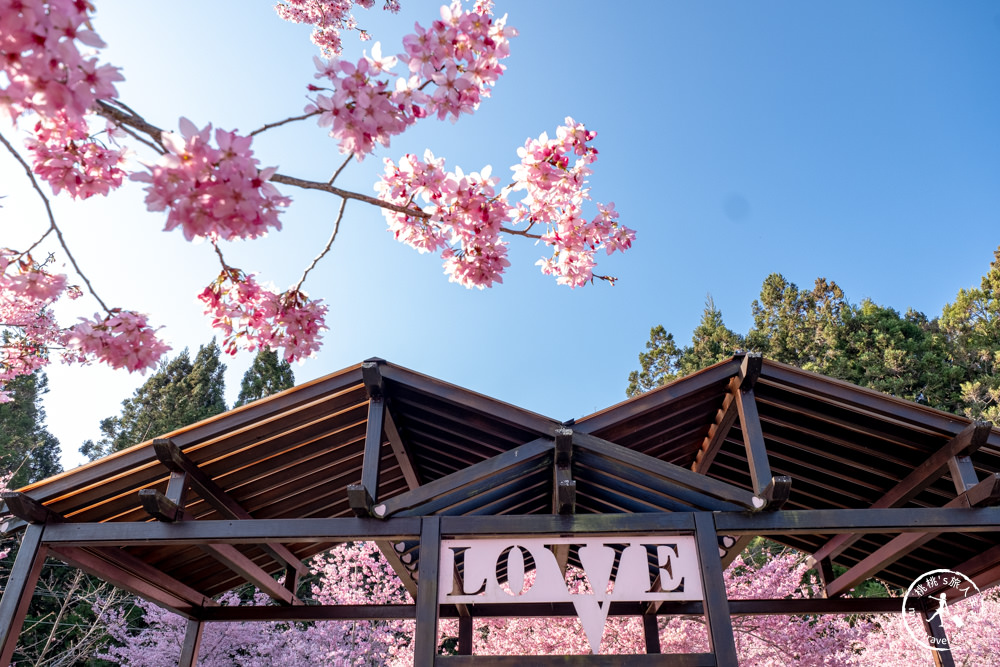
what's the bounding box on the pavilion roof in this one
[5,355,999,605]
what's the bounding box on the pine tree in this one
[80,340,227,460]
[234,348,295,408]
[745,274,847,374]
[940,247,1000,421]
[626,326,683,397]
[0,371,61,488]
[678,297,744,376]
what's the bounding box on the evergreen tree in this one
[940,248,1000,421]
[626,326,684,397]
[745,274,847,374]
[0,371,61,488]
[678,296,744,376]
[234,348,295,408]
[81,340,227,460]
[626,299,743,397]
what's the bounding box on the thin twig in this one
[294,197,348,292]
[249,110,322,137]
[0,131,111,312]
[272,172,431,219]
[211,241,233,272]
[22,228,55,257]
[499,225,543,239]
[328,153,354,185]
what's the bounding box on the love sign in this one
[439,536,702,653]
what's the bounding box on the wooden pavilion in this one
[1,354,999,666]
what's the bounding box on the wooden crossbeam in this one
[198,542,301,605]
[808,421,993,567]
[152,438,308,575]
[571,431,759,510]
[372,437,554,518]
[51,545,201,618]
[824,473,1000,598]
[1,491,58,524]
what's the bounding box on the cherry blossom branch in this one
[328,153,353,185]
[94,100,167,153]
[249,110,322,137]
[499,225,542,239]
[294,197,347,293]
[0,130,111,312]
[271,172,431,219]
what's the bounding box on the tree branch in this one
[0,131,111,312]
[94,100,167,153]
[294,197,348,293]
[271,172,431,219]
[249,110,322,137]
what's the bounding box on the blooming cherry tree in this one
[0,0,635,399]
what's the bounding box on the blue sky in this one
[4,1,1000,469]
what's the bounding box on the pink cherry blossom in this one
[26,112,127,199]
[0,0,122,124]
[376,152,514,288]
[275,0,401,58]
[199,269,327,362]
[132,119,290,241]
[62,309,171,373]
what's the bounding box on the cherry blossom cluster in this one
[308,1,514,158]
[309,47,427,157]
[376,151,512,288]
[0,0,122,124]
[375,118,634,288]
[400,2,515,122]
[132,119,290,241]
[198,269,327,363]
[61,309,171,373]
[26,112,126,199]
[0,250,70,401]
[511,117,636,287]
[275,0,401,57]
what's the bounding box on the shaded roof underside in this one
[11,356,1000,600]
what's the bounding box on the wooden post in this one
[414,516,441,667]
[0,524,47,666]
[921,604,955,667]
[642,613,661,654]
[178,618,204,667]
[694,512,737,666]
[458,614,473,655]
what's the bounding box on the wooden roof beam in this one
[152,438,308,576]
[824,472,1000,598]
[571,431,759,510]
[3,493,218,612]
[1,491,58,524]
[372,437,554,518]
[361,364,424,600]
[808,421,992,567]
[733,355,790,511]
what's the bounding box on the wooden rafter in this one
[808,421,992,567]
[152,438,307,576]
[732,354,790,510]
[825,473,1000,598]
[372,438,554,518]
[571,431,759,510]
[691,378,739,474]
